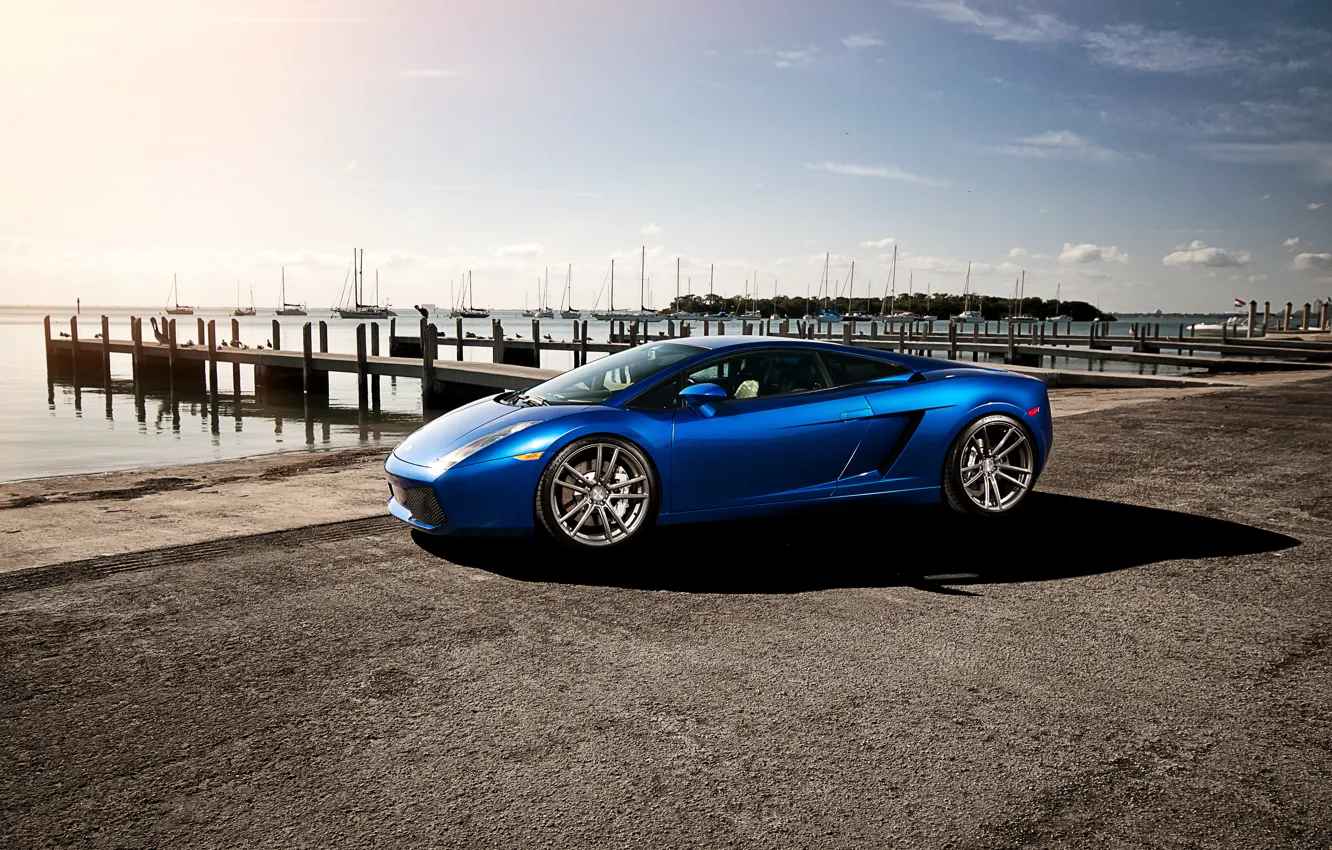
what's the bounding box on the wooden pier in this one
[44,313,1332,413]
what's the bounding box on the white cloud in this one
[1293,252,1332,271]
[1260,193,1271,201]
[898,1,1077,44]
[1195,142,1332,183]
[989,130,1126,164]
[493,243,543,258]
[641,222,663,235]
[1284,237,1302,248]
[1162,240,1252,268]
[842,33,883,50]
[1247,274,1269,283]
[1059,242,1130,264]
[806,161,947,186]
[860,237,896,248]
[1008,247,1028,258]
[1310,202,1325,210]
[1083,25,1248,74]
[748,46,819,69]
[396,69,457,79]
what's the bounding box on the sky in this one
[1,0,1329,313]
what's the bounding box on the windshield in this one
[520,342,702,405]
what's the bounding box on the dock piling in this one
[272,319,281,350]
[319,321,328,353]
[101,315,111,383]
[302,322,314,395]
[356,323,369,408]
[207,320,218,395]
[491,319,506,365]
[532,319,541,367]
[455,318,463,362]
[580,321,589,365]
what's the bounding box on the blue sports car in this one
[384,337,1053,551]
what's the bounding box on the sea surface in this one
[0,306,1225,482]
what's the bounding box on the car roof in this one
[643,333,963,372]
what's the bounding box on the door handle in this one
[839,409,872,421]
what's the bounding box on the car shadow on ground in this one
[410,492,1300,595]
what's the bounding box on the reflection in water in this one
[46,374,418,455]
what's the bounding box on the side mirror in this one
[678,382,727,406]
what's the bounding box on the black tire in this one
[535,436,659,552]
[942,414,1038,517]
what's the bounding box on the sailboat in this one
[558,264,581,318]
[1008,270,1036,321]
[919,278,937,321]
[591,259,619,321]
[809,253,841,321]
[275,267,307,316]
[337,249,392,319]
[1049,283,1072,322]
[166,274,194,315]
[632,246,663,322]
[449,271,489,319]
[232,281,256,317]
[537,267,554,318]
[521,279,540,317]
[953,263,984,323]
[843,262,875,321]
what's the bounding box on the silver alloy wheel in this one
[958,419,1034,513]
[548,442,651,547]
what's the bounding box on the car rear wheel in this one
[942,414,1036,517]
[535,437,657,551]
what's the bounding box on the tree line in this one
[662,293,1112,321]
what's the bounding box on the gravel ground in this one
[2,377,1329,848]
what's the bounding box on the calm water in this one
[1,307,1221,482]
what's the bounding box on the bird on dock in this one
[465,332,477,339]
[150,317,169,344]
[265,339,272,348]
[542,334,553,342]
[59,331,70,338]
[514,333,523,339]
[94,333,103,339]
[414,305,429,318]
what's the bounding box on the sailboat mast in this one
[610,259,615,312]
[676,257,680,311]
[640,246,645,311]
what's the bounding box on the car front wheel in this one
[942,414,1037,517]
[535,437,657,551]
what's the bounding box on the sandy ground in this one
[1,376,1328,847]
[2,371,1323,573]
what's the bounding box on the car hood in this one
[391,395,590,468]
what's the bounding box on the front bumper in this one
[383,451,543,536]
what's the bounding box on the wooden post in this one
[370,322,381,410]
[197,317,205,347]
[319,320,328,353]
[1303,303,1313,331]
[580,320,589,366]
[948,321,957,360]
[390,317,396,342]
[302,322,314,394]
[43,315,53,373]
[229,318,240,392]
[271,319,281,350]
[703,319,709,336]
[167,318,176,372]
[420,323,436,410]
[101,315,111,382]
[68,314,80,383]
[1006,323,1016,363]
[130,317,141,386]
[356,323,369,408]
[208,320,219,394]
[841,322,852,345]
[455,318,463,362]
[898,325,905,353]
[668,319,675,337]
[1247,300,1257,338]
[572,322,581,367]
[1262,301,1270,334]
[1283,302,1292,331]
[532,319,541,367]
[491,319,505,364]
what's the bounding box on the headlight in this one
[428,421,537,473]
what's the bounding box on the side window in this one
[684,351,827,400]
[821,352,910,387]
[626,375,682,410]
